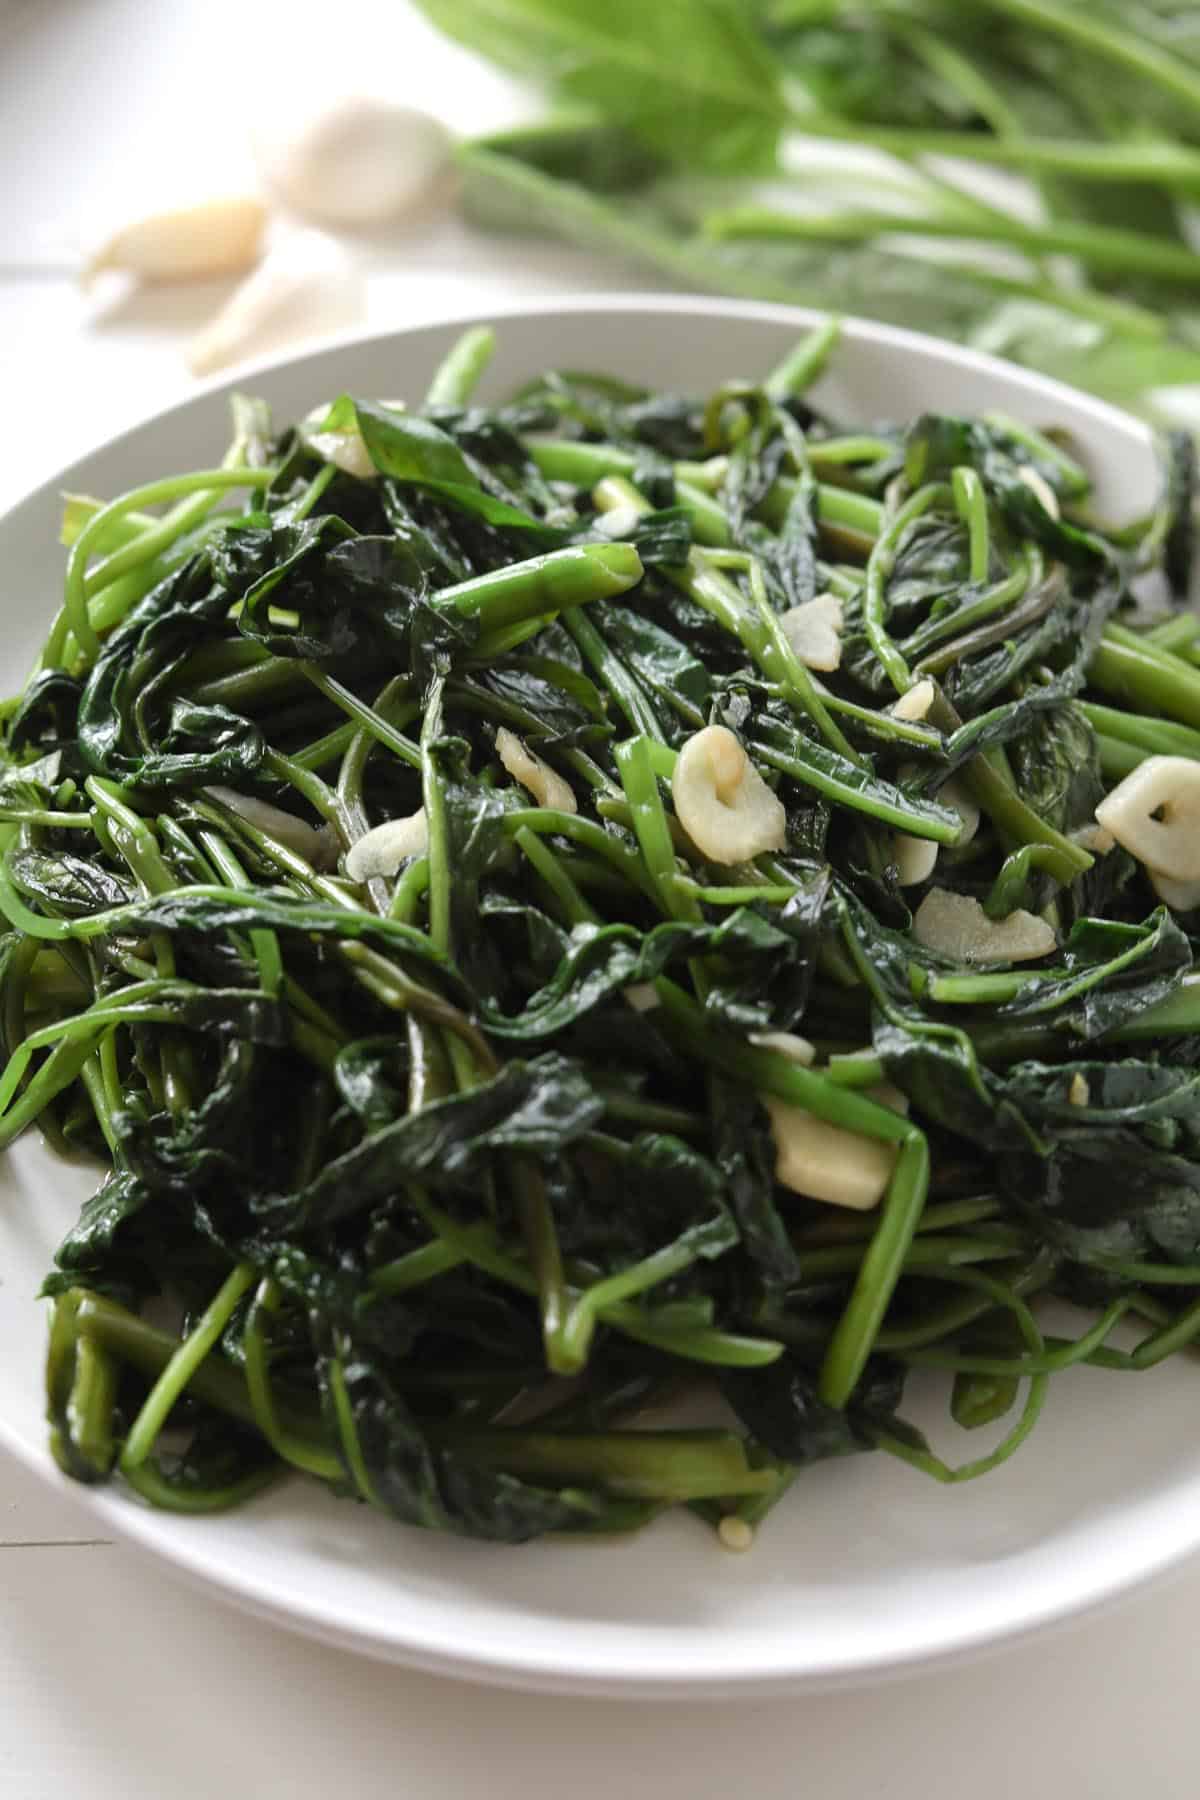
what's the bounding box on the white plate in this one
[0,295,1188,1697]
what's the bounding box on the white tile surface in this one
[2,2,1199,1791]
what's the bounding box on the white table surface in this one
[3,2,1200,1792]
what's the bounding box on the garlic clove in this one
[253,95,452,227]
[778,593,843,671]
[345,810,427,882]
[672,725,787,866]
[187,230,364,377]
[747,1030,816,1065]
[891,678,936,722]
[593,504,645,542]
[892,833,939,886]
[300,404,377,480]
[1095,756,1200,883]
[764,1093,899,1211]
[84,196,266,285]
[495,728,576,814]
[940,774,981,846]
[204,786,337,868]
[913,888,1056,965]
[623,984,661,1013]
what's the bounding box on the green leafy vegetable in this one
[8,321,1200,1549]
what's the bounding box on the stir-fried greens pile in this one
[5,320,1200,1544]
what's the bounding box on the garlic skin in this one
[495,728,576,814]
[778,593,843,671]
[913,889,1056,964]
[254,96,452,227]
[1095,756,1200,883]
[187,231,365,377]
[84,196,266,284]
[672,726,787,866]
[345,810,428,882]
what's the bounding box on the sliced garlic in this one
[764,1087,901,1211]
[672,726,787,866]
[1016,464,1061,520]
[204,786,337,868]
[892,833,939,887]
[913,889,1056,964]
[891,768,976,887]
[345,810,427,881]
[495,728,576,814]
[593,505,645,542]
[1150,868,1200,911]
[187,230,365,376]
[717,1516,755,1553]
[84,196,266,284]
[891,678,936,722]
[747,1030,816,1065]
[1068,1072,1090,1107]
[1095,757,1200,883]
[941,775,981,846]
[778,593,843,672]
[623,984,661,1013]
[254,96,452,227]
[300,404,377,480]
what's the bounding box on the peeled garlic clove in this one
[495,728,576,814]
[892,833,939,886]
[673,725,787,866]
[593,505,645,542]
[1095,756,1200,883]
[300,403,377,480]
[84,196,266,284]
[891,678,936,723]
[254,96,452,226]
[747,1030,816,1065]
[623,984,661,1013]
[345,810,427,882]
[764,1093,899,1211]
[941,775,981,846]
[204,786,337,868]
[187,231,364,376]
[913,888,1056,965]
[778,593,843,671]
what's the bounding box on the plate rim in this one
[0,291,1178,1695]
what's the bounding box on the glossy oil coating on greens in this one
[4,321,1200,1542]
